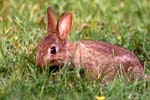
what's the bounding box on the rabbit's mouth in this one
[49,59,64,67]
[48,59,64,73]
[48,65,62,73]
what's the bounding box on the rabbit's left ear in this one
[47,7,55,33]
[56,12,72,40]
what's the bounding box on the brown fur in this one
[35,7,144,81]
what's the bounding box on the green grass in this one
[0,0,150,99]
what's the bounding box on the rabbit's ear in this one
[47,7,55,33]
[56,12,72,40]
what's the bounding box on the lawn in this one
[0,0,150,99]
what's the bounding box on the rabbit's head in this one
[36,7,72,67]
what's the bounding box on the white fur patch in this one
[115,55,131,62]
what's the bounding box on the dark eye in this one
[50,46,56,54]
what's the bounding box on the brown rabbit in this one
[36,7,144,81]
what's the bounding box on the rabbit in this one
[35,7,144,81]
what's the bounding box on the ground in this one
[0,0,150,99]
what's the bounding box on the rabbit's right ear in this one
[56,12,72,40]
[46,7,55,33]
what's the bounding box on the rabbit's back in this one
[67,40,144,79]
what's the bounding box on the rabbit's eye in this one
[50,46,56,54]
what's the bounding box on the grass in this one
[0,0,150,99]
